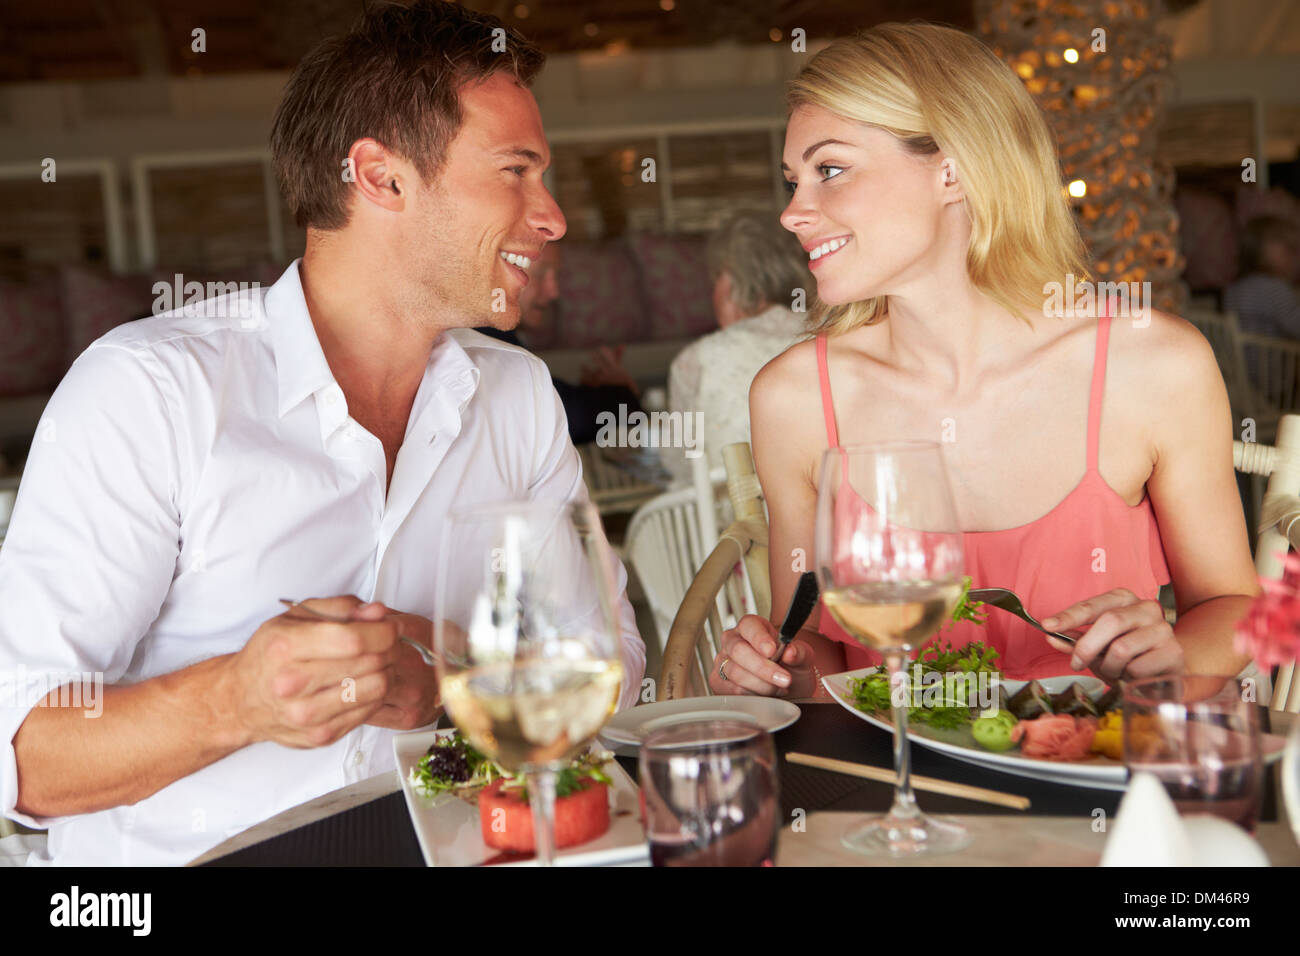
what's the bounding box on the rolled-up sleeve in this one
[0,343,182,827]
[524,357,646,712]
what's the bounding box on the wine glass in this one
[1122,674,1264,831]
[434,500,625,866]
[814,442,969,856]
[639,718,779,867]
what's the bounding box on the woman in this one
[710,23,1259,697]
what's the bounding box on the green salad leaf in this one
[845,591,1001,731]
[409,731,611,803]
[947,576,989,629]
[408,733,506,797]
[502,750,612,801]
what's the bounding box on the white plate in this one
[393,729,648,867]
[599,696,801,747]
[823,668,1287,793]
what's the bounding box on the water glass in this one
[1123,674,1264,831]
[639,719,779,867]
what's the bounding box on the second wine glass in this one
[434,499,625,866]
[815,442,970,856]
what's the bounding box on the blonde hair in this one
[786,22,1090,335]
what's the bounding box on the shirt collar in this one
[265,260,339,420]
[264,259,482,434]
[415,332,481,444]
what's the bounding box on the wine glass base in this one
[840,812,972,857]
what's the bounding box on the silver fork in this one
[967,588,1077,645]
[278,598,439,667]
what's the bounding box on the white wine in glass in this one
[435,500,624,865]
[821,580,964,652]
[815,442,970,856]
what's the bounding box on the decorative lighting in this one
[513,3,529,18]
[584,22,598,37]
[604,38,629,56]
[659,0,675,10]
[978,0,1184,314]
[769,27,782,41]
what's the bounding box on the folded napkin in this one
[0,832,48,867]
[1100,772,1268,867]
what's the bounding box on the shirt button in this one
[352,749,365,767]
[325,390,338,406]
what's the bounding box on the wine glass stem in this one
[884,651,920,822]
[528,768,560,866]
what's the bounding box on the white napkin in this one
[1100,772,1268,866]
[0,832,48,867]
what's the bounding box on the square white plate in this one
[393,729,649,867]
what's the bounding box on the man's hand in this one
[225,595,399,749]
[349,600,443,731]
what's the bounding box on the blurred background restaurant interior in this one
[0,0,1299,674]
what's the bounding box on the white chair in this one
[1239,332,1300,430]
[656,444,771,700]
[1235,412,1300,713]
[625,446,764,697]
[1185,306,1258,429]
[576,442,665,516]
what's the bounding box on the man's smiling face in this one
[405,71,566,330]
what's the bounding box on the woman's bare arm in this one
[749,345,847,683]
[1145,313,1258,674]
[1046,312,1260,679]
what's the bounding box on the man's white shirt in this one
[0,261,645,866]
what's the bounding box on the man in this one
[1225,216,1300,340]
[0,0,644,866]
[477,244,643,443]
[1224,216,1300,394]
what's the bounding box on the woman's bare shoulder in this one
[1108,307,1222,398]
[750,336,822,409]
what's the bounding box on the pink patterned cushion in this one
[0,277,64,397]
[553,240,647,348]
[59,265,155,365]
[61,263,284,365]
[1176,187,1238,291]
[626,234,714,341]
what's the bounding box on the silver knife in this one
[967,588,1077,645]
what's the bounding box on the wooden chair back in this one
[658,443,771,700]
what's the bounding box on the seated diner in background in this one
[476,243,644,445]
[660,211,811,485]
[709,23,1260,697]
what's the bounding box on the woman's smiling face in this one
[780,104,951,307]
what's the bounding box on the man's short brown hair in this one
[270,0,544,231]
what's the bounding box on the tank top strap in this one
[1086,301,1112,473]
[816,333,840,449]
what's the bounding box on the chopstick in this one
[785,752,1031,811]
